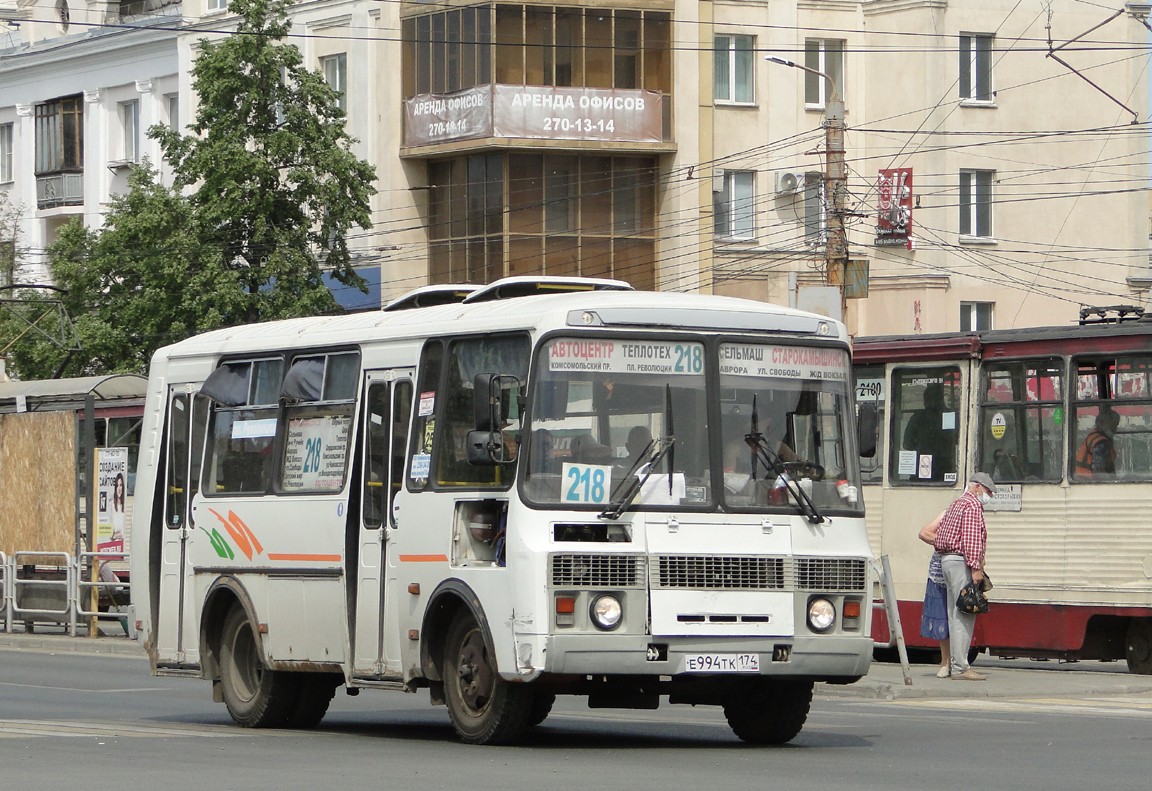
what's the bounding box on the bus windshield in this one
[524,337,711,509]
[718,343,858,512]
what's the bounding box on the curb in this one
[0,632,146,658]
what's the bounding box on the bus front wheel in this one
[723,681,813,745]
[1126,618,1152,675]
[219,605,296,728]
[442,615,532,745]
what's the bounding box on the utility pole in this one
[768,57,849,317]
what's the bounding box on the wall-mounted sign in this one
[404,85,664,148]
[875,168,913,249]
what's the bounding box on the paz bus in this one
[131,277,874,744]
[853,313,1152,674]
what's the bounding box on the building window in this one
[322,54,347,113]
[429,153,657,289]
[960,301,993,331]
[0,123,12,183]
[34,95,83,175]
[206,0,227,13]
[804,39,843,108]
[166,94,179,132]
[120,100,140,162]
[960,35,992,102]
[713,170,755,240]
[959,169,993,238]
[714,34,754,104]
[404,6,671,99]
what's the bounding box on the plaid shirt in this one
[933,490,986,569]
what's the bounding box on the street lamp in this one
[767,55,849,316]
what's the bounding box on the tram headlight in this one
[807,597,836,633]
[590,595,623,631]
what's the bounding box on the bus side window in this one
[888,366,961,485]
[408,342,444,491]
[390,382,413,520]
[203,358,283,495]
[166,395,189,528]
[363,384,390,528]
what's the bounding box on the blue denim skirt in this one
[919,578,949,640]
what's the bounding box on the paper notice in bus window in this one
[719,344,849,382]
[418,391,435,416]
[410,453,431,479]
[898,450,918,476]
[281,414,352,491]
[231,418,277,439]
[548,339,704,376]
[638,472,687,505]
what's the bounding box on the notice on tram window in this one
[282,414,352,491]
[548,339,704,376]
[719,344,849,382]
[898,450,918,476]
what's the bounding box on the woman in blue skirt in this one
[918,511,950,678]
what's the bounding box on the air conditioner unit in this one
[774,171,808,196]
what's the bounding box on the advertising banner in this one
[96,446,128,553]
[404,85,664,147]
[875,168,913,249]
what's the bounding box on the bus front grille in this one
[654,556,787,590]
[794,558,868,591]
[550,554,646,588]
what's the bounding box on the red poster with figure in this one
[875,168,913,249]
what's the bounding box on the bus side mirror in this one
[471,373,522,465]
[857,403,878,458]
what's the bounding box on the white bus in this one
[131,277,873,745]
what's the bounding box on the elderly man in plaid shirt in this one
[933,472,996,681]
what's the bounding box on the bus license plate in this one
[683,653,760,673]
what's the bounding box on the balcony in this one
[36,173,84,209]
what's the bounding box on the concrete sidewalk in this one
[3,630,1151,700]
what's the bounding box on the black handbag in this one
[957,582,990,615]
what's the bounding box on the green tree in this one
[2,164,244,378]
[152,0,376,323]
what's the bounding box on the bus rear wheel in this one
[442,615,532,745]
[1126,618,1152,675]
[723,681,813,745]
[219,605,296,728]
[288,674,342,728]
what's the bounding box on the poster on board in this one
[96,446,128,553]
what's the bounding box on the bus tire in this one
[723,681,813,745]
[1126,618,1152,675]
[219,605,296,728]
[442,614,532,745]
[526,693,556,727]
[288,674,342,728]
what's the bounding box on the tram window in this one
[1072,356,1152,481]
[854,365,885,484]
[977,359,1063,483]
[889,367,961,484]
[436,335,530,488]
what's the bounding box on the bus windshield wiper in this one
[600,385,676,520]
[745,397,824,525]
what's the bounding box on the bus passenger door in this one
[352,370,413,677]
[156,387,207,665]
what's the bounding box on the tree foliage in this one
[1,0,376,379]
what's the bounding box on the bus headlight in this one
[807,598,836,632]
[590,595,623,630]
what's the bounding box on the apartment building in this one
[2,0,1148,332]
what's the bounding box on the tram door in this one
[155,387,208,664]
[352,370,414,677]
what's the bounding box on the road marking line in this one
[0,682,168,693]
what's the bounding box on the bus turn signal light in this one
[556,597,576,614]
[843,601,861,618]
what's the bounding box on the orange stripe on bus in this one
[399,554,449,563]
[266,554,342,562]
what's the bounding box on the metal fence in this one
[0,551,134,638]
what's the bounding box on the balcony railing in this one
[37,173,84,209]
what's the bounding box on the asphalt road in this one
[2,647,1150,791]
